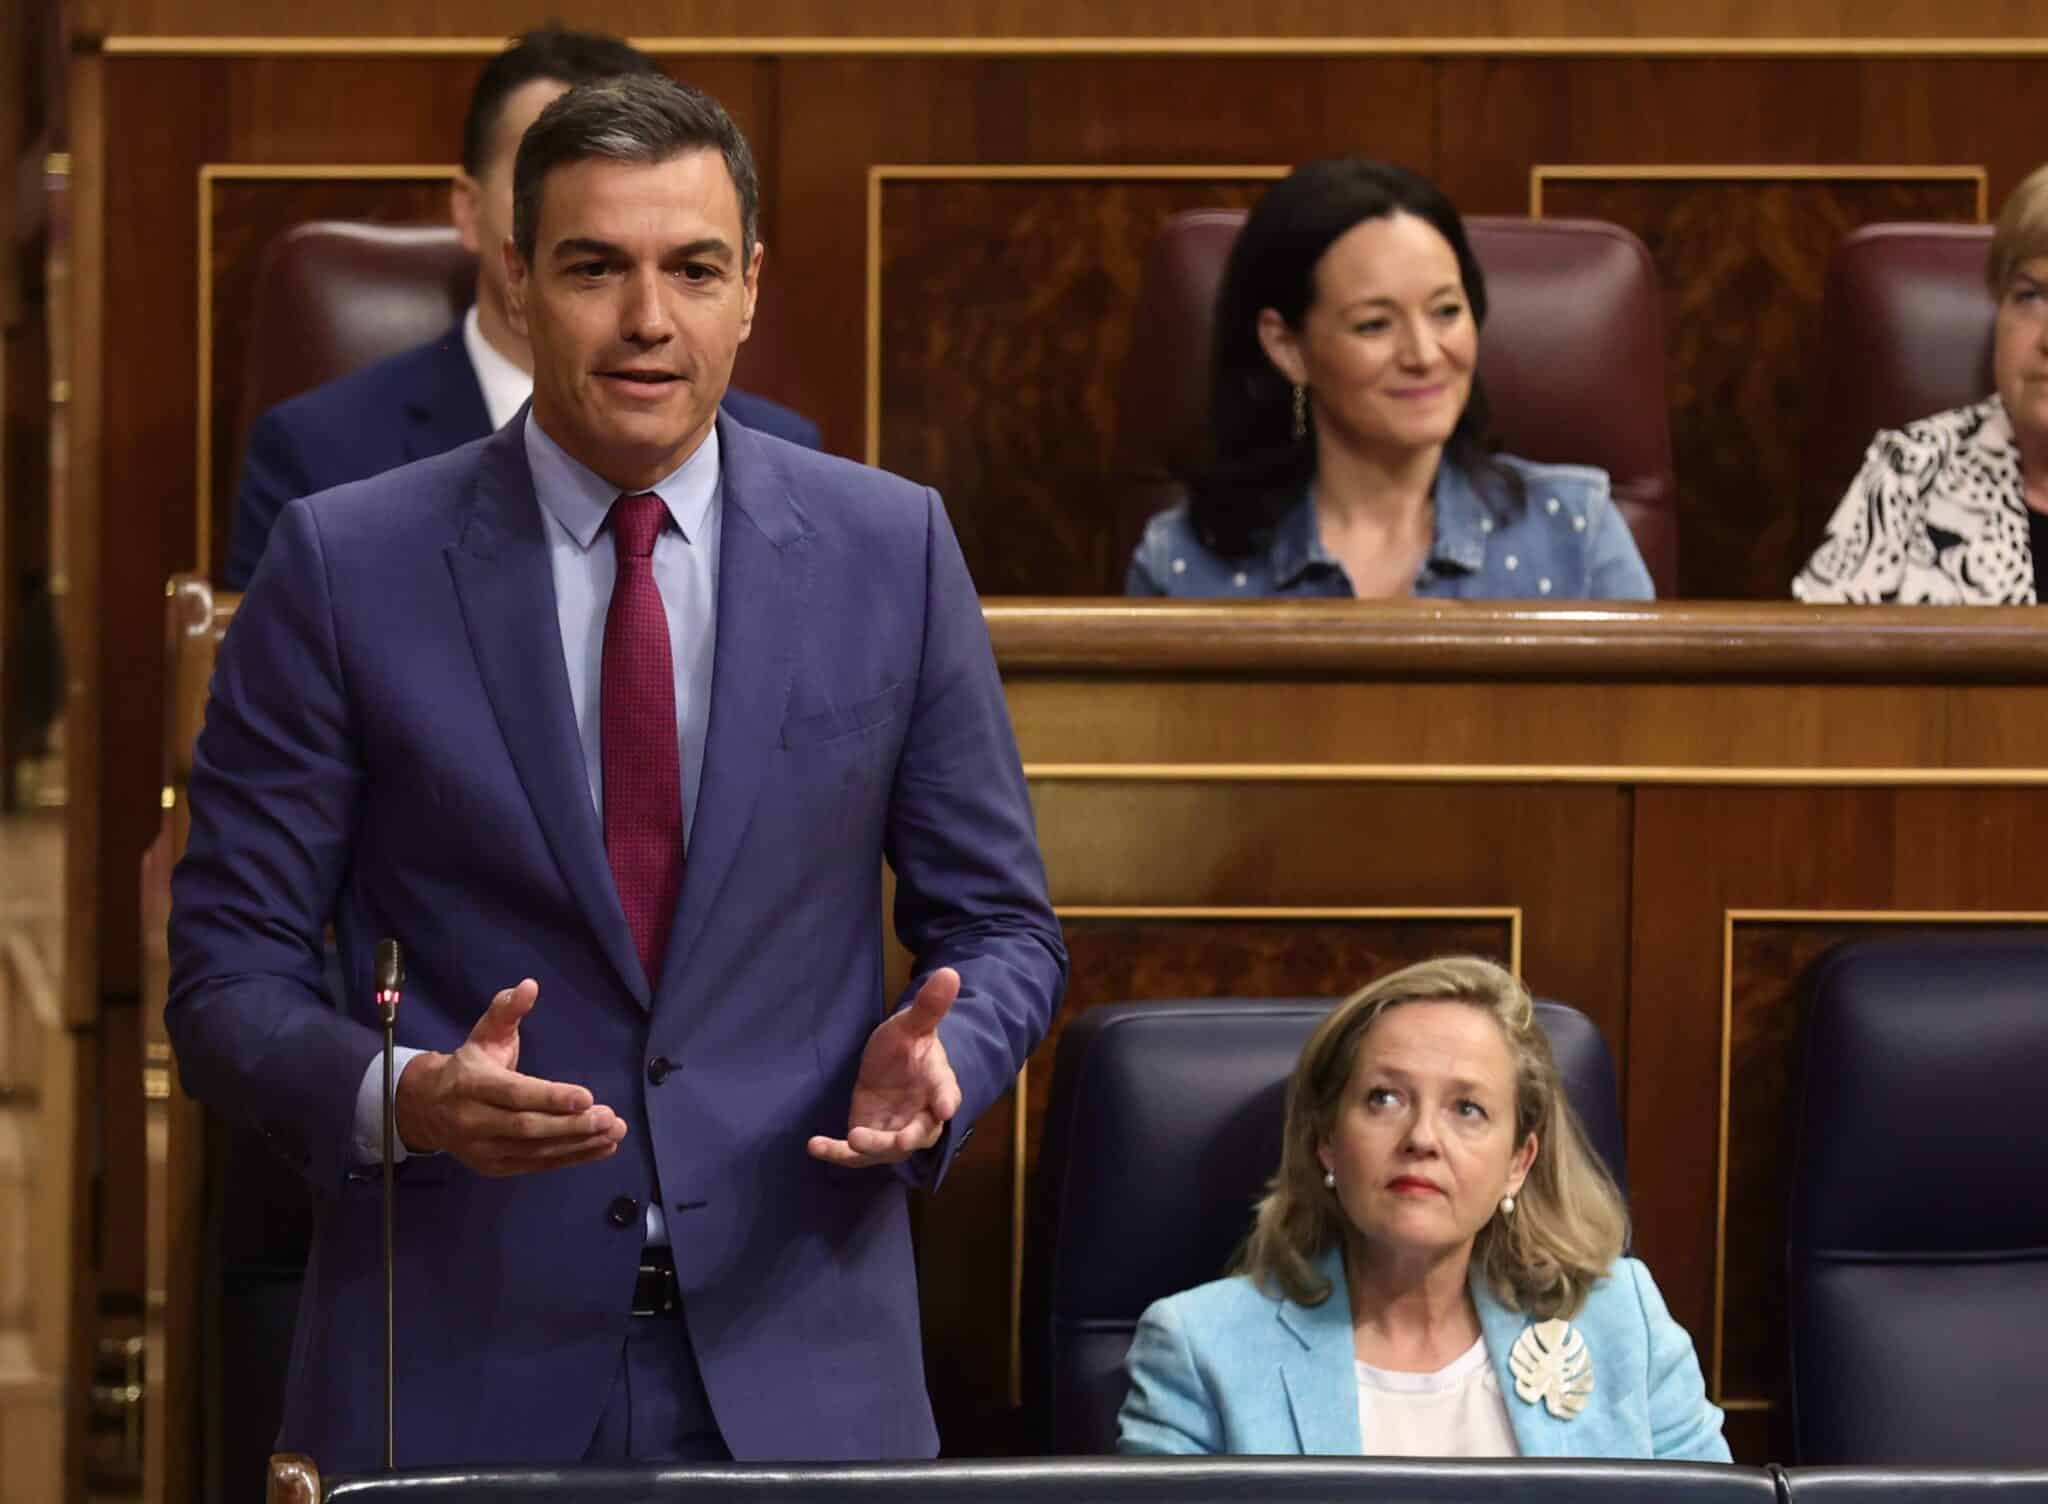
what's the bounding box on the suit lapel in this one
[1473,1270,1572,1457]
[1278,1248,1365,1455]
[656,417,810,996]
[445,419,647,1006]
[403,323,494,463]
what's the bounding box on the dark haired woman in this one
[1127,160,1653,600]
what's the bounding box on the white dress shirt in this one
[461,305,534,432]
[353,409,723,1249]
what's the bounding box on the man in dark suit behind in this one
[223,27,821,591]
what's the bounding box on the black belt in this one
[632,1247,680,1318]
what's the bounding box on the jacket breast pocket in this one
[781,680,909,748]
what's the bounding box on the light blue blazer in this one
[1119,1248,1729,1462]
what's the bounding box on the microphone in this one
[374,938,404,1470]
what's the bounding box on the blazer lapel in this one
[1278,1248,1365,1455]
[656,416,810,995]
[1473,1271,1572,1458]
[403,323,494,463]
[444,418,647,1006]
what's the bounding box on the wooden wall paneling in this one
[76,0,2048,43]
[1026,777,1630,1043]
[1538,168,1981,600]
[1006,678,2038,771]
[58,48,106,1502]
[1628,785,2048,1465]
[874,171,1278,594]
[812,55,1434,586]
[779,55,1434,488]
[770,59,965,460]
[99,59,223,1003]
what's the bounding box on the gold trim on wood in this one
[1027,762,2048,787]
[863,163,1289,468]
[194,163,457,572]
[1010,1064,1028,1408]
[1712,907,2048,1410]
[99,35,2048,60]
[1054,903,1524,976]
[1530,162,1988,220]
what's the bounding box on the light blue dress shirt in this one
[353,410,722,1247]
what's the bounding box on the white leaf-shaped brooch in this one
[1508,1319,1594,1420]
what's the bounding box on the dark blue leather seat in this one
[1021,996,1626,1455]
[1789,933,2048,1466]
[1781,1469,2048,1502]
[313,1457,1778,1501]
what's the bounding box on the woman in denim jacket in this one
[1127,159,1653,601]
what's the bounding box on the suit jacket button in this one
[646,1056,673,1085]
[606,1196,638,1228]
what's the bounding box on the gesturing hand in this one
[393,978,626,1177]
[808,967,963,1168]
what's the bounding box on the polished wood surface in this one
[145,595,2048,1472]
[76,0,2048,43]
[988,599,2048,679]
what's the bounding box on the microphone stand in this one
[374,939,405,1471]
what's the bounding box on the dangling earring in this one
[1291,383,1309,441]
[1499,1195,1516,1217]
[1323,1168,1337,1190]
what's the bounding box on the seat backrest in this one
[237,221,477,444]
[1022,995,1626,1455]
[1782,1468,2048,1502]
[1788,932,2048,1466]
[1800,224,1996,557]
[1109,212,1678,594]
[312,1457,1781,1502]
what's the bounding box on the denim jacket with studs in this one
[1126,454,1655,602]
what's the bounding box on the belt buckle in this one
[633,1251,677,1317]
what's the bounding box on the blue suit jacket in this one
[1119,1248,1730,1462]
[168,413,1066,1470]
[223,323,824,589]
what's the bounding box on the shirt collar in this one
[1267,455,1492,588]
[461,305,535,432]
[521,409,722,552]
[1426,457,1493,576]
[1974,393,2020,462]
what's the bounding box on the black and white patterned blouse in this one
[1793,396,2036,604]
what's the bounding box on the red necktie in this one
[602,493,684,985]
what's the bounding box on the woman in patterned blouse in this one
[1126,159,1652,601]
[1795,166,2048,604]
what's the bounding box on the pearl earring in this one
[1323,1168,1336,1190]
[1500,1194,1516,1216]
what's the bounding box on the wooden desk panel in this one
[934,601,2048,1462]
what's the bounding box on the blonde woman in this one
[1117,957,1727,1460]
[1795,165,2048,602]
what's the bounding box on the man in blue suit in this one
[168,75,1065,1470]
[222,27,821,591]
